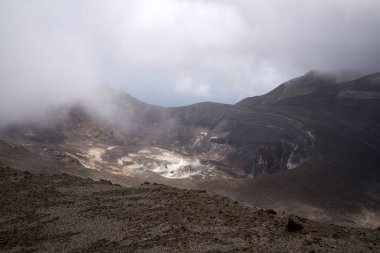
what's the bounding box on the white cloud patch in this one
[119,0,246,68]
[175,79,211,98]
[0,0,102,124]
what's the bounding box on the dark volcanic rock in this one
[287,218,304,232]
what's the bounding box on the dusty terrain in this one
[1,167,379,253]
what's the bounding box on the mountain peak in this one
[237,71,337,106]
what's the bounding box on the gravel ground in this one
[0,167,379,253]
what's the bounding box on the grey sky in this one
[1,0,380,122]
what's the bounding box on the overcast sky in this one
[1,0,380,121]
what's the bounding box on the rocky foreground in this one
[0,167,379,253]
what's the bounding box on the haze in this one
[1,0,380,124]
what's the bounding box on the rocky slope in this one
[1,167,379,253]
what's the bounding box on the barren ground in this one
[0,167,379,253]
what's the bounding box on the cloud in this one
[1,0,380,121]
[175,78,211,98]
[0,0,102,125]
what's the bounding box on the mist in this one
[1,0,380,125]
